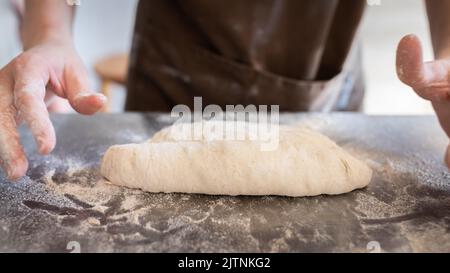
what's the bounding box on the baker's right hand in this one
[0,40,107,180]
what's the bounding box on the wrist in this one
[22,0,75,50]
[22,28,73,50]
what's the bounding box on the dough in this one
[101,122,372,197]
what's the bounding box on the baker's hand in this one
[0,40,106,180]
[396,34,450,168]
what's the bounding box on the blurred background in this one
[0,0,435,114]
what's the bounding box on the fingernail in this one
[95,93,107,103]
[74,92,94,101]
[38,140,55,155]
[5,159,28,181]
[6,165,22,181]
[75,92,107,103]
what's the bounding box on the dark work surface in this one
[1,113,449,253]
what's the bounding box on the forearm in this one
[426,0,450,59]
[22,0,75,49]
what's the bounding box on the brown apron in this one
[126,0,366,112]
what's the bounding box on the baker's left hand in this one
[396,34,450,168]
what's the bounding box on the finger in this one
[63,64,106,115]
[13,69,56,155]
[45,88,72,113]
[44,89,58,108]
[396,34,450,100]
[0,71,28,180]
[47,97,72,113]
[432,100,450,136]
[396,34,426,87]
[431,101,450,169]
[445,145,450,169]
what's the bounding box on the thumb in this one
[396,34,427,88]
[396,34,450,101]
[64,64,107,115]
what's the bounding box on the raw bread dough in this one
[101,122,372,197]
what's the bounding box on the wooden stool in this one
[94,53,129,112]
